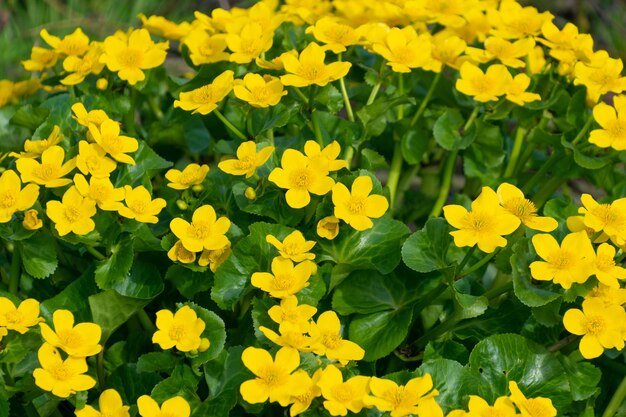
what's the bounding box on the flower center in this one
[64,205,81,223]
[4,310,22,325]
[520,399,555,417]
[236,155,256,170]
[86,156,103,172]
[332,385,353,402]
[0,192,16,209]
[504,197,536,220]
[50,363,73,381]
[192,85,215,104]
[282,242,300,255]
[188,222,210,240]
[260,365,283,385]
[36,163,59,181]
[596,253,616,271]
[549,251,573,269]
[103,135,123,153]
[347,197,366,215]
[324,25,352,43]
[130,200,147,214]
[585,315,606,335]
[392,46,415,65]
[91,184,110,202]
[300,64,326,81]
[273,273,294,290]
[608,120,626,140]
[58,329,82,349]
[60,40,85,56]
[118,48,143,68]
[251,87,270,103]
[592,204,624,228]
[290,168,313,188]
[391,386,408,407]
[179,169,200,185]
[168,324,187,341]
[321,332,342,349]
[463,211,494,233]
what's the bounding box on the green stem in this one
[85,246,106,261]
[387,141,403,211]
[571,115,594,146]
[484,280,513,300]
[503,126,527,178]
[337,53,355,122]
[463,107,480,133]
[311,110,323,146]
[343,146,354,167]
[414,313,461,350]
[458,249,499,278]
[409,72,441,127]
[9,245,21,295]
[148,96,164,120]
[394,163,420,210]
[292,87,309,104]
[367,81,382,105]
[1,363,14,386]
[532,176,566,208]
[125,88,137,136]
[602,375,626,417]
[457,246,477,272]
[96,350,105,389]
[136,309,156,333]
[522,151,560,194]
[547,334,578,353]
[308,85,317,111]
[428,150,458,218]
[397,73,404,120]
[214,109,247,141]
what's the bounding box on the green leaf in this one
[41,266,98,323]
[511,240,561,307]
[348,307,413,361]
[433,109,475,151]
[151,364,201,405]
[185,303,227,366]
[250,103,299,136]
[251,296,276,345]
[89,290,149,342]
[232,183,304,226]
[184,115,211,153]
[0,396,8,417]
[95,235,134,290]
[318,214,409,286]
[165,265,214,299]
[401,218,458,273]
[357,95,415,137]
[106,364,163,404]
[401,127,430,165]
[212,222,294,310]
[201,346,249,417]
[136,351,181,374]
[9,105,49,130]
[463,120,505,183]
[115,141,172,186]
[561,136,611,170]
[452,283,488,319]
[112,259,164,300]
[468,334,572,410]
[316,84,344,113]
[18,232,57,279]
[557,355,600,401]
[423,340,469,364]
[361,148,389,170]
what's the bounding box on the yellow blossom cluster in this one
[152,305,211,353]
[74,388,190,417]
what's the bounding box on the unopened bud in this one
[192,184,204,193]
[244,187,256,201]
[198,338,211,352]
[96,78,108,90]
[176,200,188,210]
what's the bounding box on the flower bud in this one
[176,200,188,210]
[244,187,256,201]
[23,209,43,230]
[192,184,204,193]
[198,337,211,352]
[96,78,108,90]
[317,216,340,240]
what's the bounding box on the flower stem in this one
[311,110,324,146]
[428,149,458,218]
[571,114,594,146]
[457,246,477,272]
[337,53,354,122]
[602,375,626,417]
[96,350,105,389]
[387,141,403,211]
[397,73,404,120]
[503,126,527,178]
[409,72,441,127]
[547,334,578,353]
[136,308,156,333]
[414,313,461,350]
[522,151,560,194]
[9,245,21,295]
[458,249,500,278]
[292,87,309,104]
[125,88,137,136]
[214,109,247,141]
[85,246,106,261]
[367,81,382,105]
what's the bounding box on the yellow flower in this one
[0,297,42,334]
[11,125,63,159]
[280,42,351,87]
[372,27,433,73]
[165,163,209,190]
[96,78,108,90]
[218,141,274,178]
[306,17,360,53]
[170,205,231,252]
[256,50,298,70]
[317,365,370,416]
[137,396,190,417]
[528,45,548,75]
[100,28,168,85]
[308,310,364,363]
[198,243,231,272]
[443,186,520,253]
[0,169,39,223]
[61,41,105,86]
[46,186,97,236]
[0,80,13,108]
[174,70,234,115]
[589,96,626,150]
[505,74,541,106]
[429,33,467,72]
[138,14,192,41]
[225,23,273,64]
[593,243,626,288]
[496,183,557,232]
[22,46,58,72]
[153,305,208,352]
[239,346,309,405]
[16,145,76,188]
[251,257,316,299]
[317,216,340,240]
[76,141,117,178]
[488,0,553,40]
[586,283,626,307]
[33,343,96,398]
[574,55,626,104]
[508,381,557,417]
[529,231,594,289]
[23,209,43,230]
[167,240,197,264]
[578,194,626,245]
[75,389,130,417]
[469,37,535,69]
[182,29,230,66]
[73,173,124,211]
[268,295,317,329]
[260,322,313,352]
[40,27,90,57]
[118,185,166,224]
[71,103,111,129]
[234,74,287,108]
[304,140,347,172]
[266,230,316,262]
[456,62,512,102]
[268,148,335,209]
[364,375,443,417]
[88,120,138,165]
[332,176,388,231]
[288,369,323,416]
[40,309,102,357]
[463,395,517,417]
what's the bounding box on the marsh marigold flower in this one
[289,369,323,416]
[182,29,230,66]
[317,216,340,240]
[508,381,557,417]
[226,23,274,64]
[308,310,364,363]
[578,194,626,245]
[75,389,130,417]
[218,141,274,178]
[174,70,234,115]
[33,343,96,398]
[23,209,43,230]
[138,14,192,41]
[488,0,553,39]
[153,305,209,352]
[268,295,317,329]
[372,27,433,73]
[260,323,313,352]
[593,243,626,288]
[467,37,535,69]
[0,297,42,334]
[22,46,58,72]
[589,96,626,150]
[46,186,97,236]
[137,396,190,417]
[40,309,102,357]
[306,17,360,53]
[88,120,138,165]
[318,365,370,416]
[505,73,541,106]
[167,240,196,264]
[364,375,443,417]
[118,185,166,224]
[332,176,388,231]
[563,298,626,359]
[71,103,111,129]
[76,141,117,178]
[456,62,512,102]
[443,186,520,253]
[574,55,626,104]
[16,145,76,188]
[496,183,557,232]
[0,170,39,223]
[266,230,316,262]
[170,204,231,252]
[251,257,316,299]
[198,243,231,272]
[61,42,105,86]
[100,28,168,85]
[73,173,125,211]
[530,231,595,289]
[269,148,335,209]
[304,140,347,172]
[234,74,287,108]
[280,42,351,87]
[461,396,517,417]
[11,125,63,159]
[240,346,309,405]
[40,28,90,57]
[165,163,209,190]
